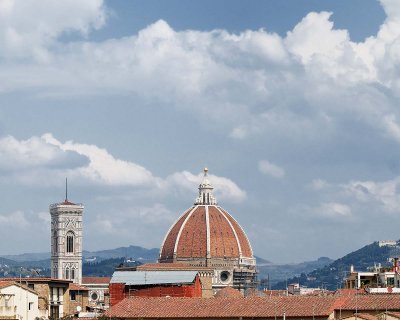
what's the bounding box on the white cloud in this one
[42,133,160,187]
[0,135,86,171]
[0,211,29,229]
[166,170,246,203]
[0,0,106,61]
[318,202,352,217]
[285,12,349,65]
[258,160,285,178]
[1,0,400,147]
[311,179,329,190]
[344,177,400,213]
[0,133,246,203]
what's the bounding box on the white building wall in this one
[0,284,39,320]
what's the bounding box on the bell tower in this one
[50,180,83,284]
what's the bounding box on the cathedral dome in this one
[159,168,254,266]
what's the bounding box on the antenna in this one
[65,177,68,201]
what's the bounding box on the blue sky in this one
[0,0,399,263]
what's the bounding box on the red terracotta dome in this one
[159,168,254,264]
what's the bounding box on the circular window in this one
[220,271,230,283]
[91,292,98,301]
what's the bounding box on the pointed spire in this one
[65,177,68,202]
[194,168,217,205]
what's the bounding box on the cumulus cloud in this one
[93,203,173,235]
[0,135,87,171]
[0,0,106,61]
[1,0,400,148]
[258,160,285,178]
[0,133,246,202]
[344,177,400,213]
[318,202,352,217]
[42,133,160,187]
[165,170,247,202]
[0,211,29,229]
[311,179,330,190]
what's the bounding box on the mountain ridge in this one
[272,241,400,290]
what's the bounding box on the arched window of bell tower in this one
[66,231,74,253]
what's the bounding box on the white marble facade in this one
[50,200,84,284]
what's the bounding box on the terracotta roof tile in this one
[0,281,14,289]
[214,286,243,298]
[137,263,213,271]
[0,277,71,283]
[106,296,338,318]
[353,313,380,320]
[81,277,111,284]
[160,205,254,262]
[387,311,400,319]
[337,294,400,310]
[69,283,89,291]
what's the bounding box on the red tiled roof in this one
[69,283,89,291]
[82,277,111,284]
[0,281,38,294]
[335,288,366,295]
[0,277,71,283]
[106,296,338,318]
[160,208,192,261]
[107,294,400,319]
[387,312,400,319]
[353,313,379,320]
[160,205,254,262]
[61,200,76,205]
[214,286,243,298]
[338,294,400,310]
[342,313,380,320]
[0,281,14,289]
[262,290,288,296]
[137,263,213,271]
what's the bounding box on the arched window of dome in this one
[66,231,74,253]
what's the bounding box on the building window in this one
[70,291,76,301]
[53,232,58,254]
[71,269,75,280]
[66,268,70,279]
[28,284,34,290]
[66,232,74,253]
[29,302,34,310]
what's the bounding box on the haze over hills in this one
[3,241,398,289]
[1,245,160,263]
[273,241,400,290]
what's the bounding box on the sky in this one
[0,0,399,263]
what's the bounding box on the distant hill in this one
[0,257,19,267]
[0,245,159,278]
[83,245,159,262]
[255,256,273,266]
[257,257,333,288]
[1,245,159,264]
[1,252,50,262]
[272,241,400,290]
[83,257,143,277]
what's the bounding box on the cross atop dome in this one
[194,168,217,205]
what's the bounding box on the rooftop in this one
[107,296,338,318]
[106,294,400,319]
[82,277,111,285]
[110,271,198,286]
